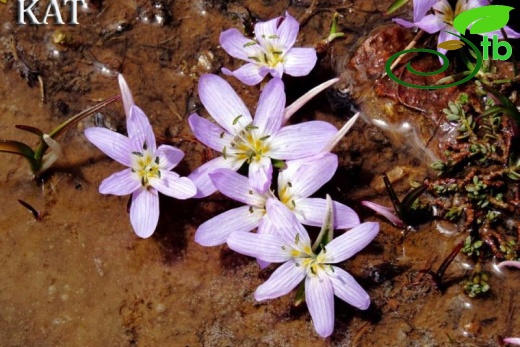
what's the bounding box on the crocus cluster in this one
[84,11,378,339]
[188,71,375,336]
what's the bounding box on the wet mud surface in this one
[1,0,519,346]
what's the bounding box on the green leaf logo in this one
[438,40,465,51]
[453,5,514,35]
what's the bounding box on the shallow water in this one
[1,0,519,346]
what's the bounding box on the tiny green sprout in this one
[316,12,345,53]
[0,95,120,177]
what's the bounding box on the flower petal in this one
[220,28,259,61]
[414,14,446,34]
[283,48,317,77]
[305,273,335,338]
[188,114,233,152]
[436,30,459,62]
[127,105,156,154]
[485,26,520,39]
[283,78,339,124]
[504,338,520,345]
[268,62,285,79]
[222,64,268,86]
[254,260,306,301]
[227,231,290,263]
[84,127,132,167]
[253,78,285,135]
[99,168,140,196]
[393,18,416,29]
[277,12,299,48]
[257,212,278,235]
[248,156,273,194]
[194,206,263,246]
[150,171,196,199]
[256,214,279,268]
[497,260,520,270]
[156,145,184,171]
[279,152,337,198]
[130,188,159,238]
[188,156,245,198]
[118,74,135,117]
[198,74,252,133]
[414,0,437,22]
[269,121,337,159]
[361,200,404,228]
[328,266,370,310]
[295,198,361,229]
[254,16,280,47]
[265,198,311,246]
[324,222,379,263]
[209,169,265,206]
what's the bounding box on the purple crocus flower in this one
[227,198,379,337]
[84,75,197,238]
[188,74,337,197]
[194,152,360,247]
[395,0,520,58]
[220,11,317,85]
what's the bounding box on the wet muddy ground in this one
[1,0,519,346]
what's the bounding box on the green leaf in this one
[0,140,35,158]
[15,125,44,137]
[0,140,40,172]
[385,0,410,16]
[453,5,514,35]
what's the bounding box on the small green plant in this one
[0,95,119,177]
[464,269,490,298]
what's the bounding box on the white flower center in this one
[247,35,284,68]
[132,150,160,188]
[436,0,468,26]
[223,121,271,164]
[285,234,329,277]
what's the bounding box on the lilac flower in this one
[393,0,438,28]
[227,198,379,337]
[194,152,360,247]
[395,0,520,57]
[84,75,197,238]
[188,74,337,197]
[361,201,405,228]
[220,11,317,85]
